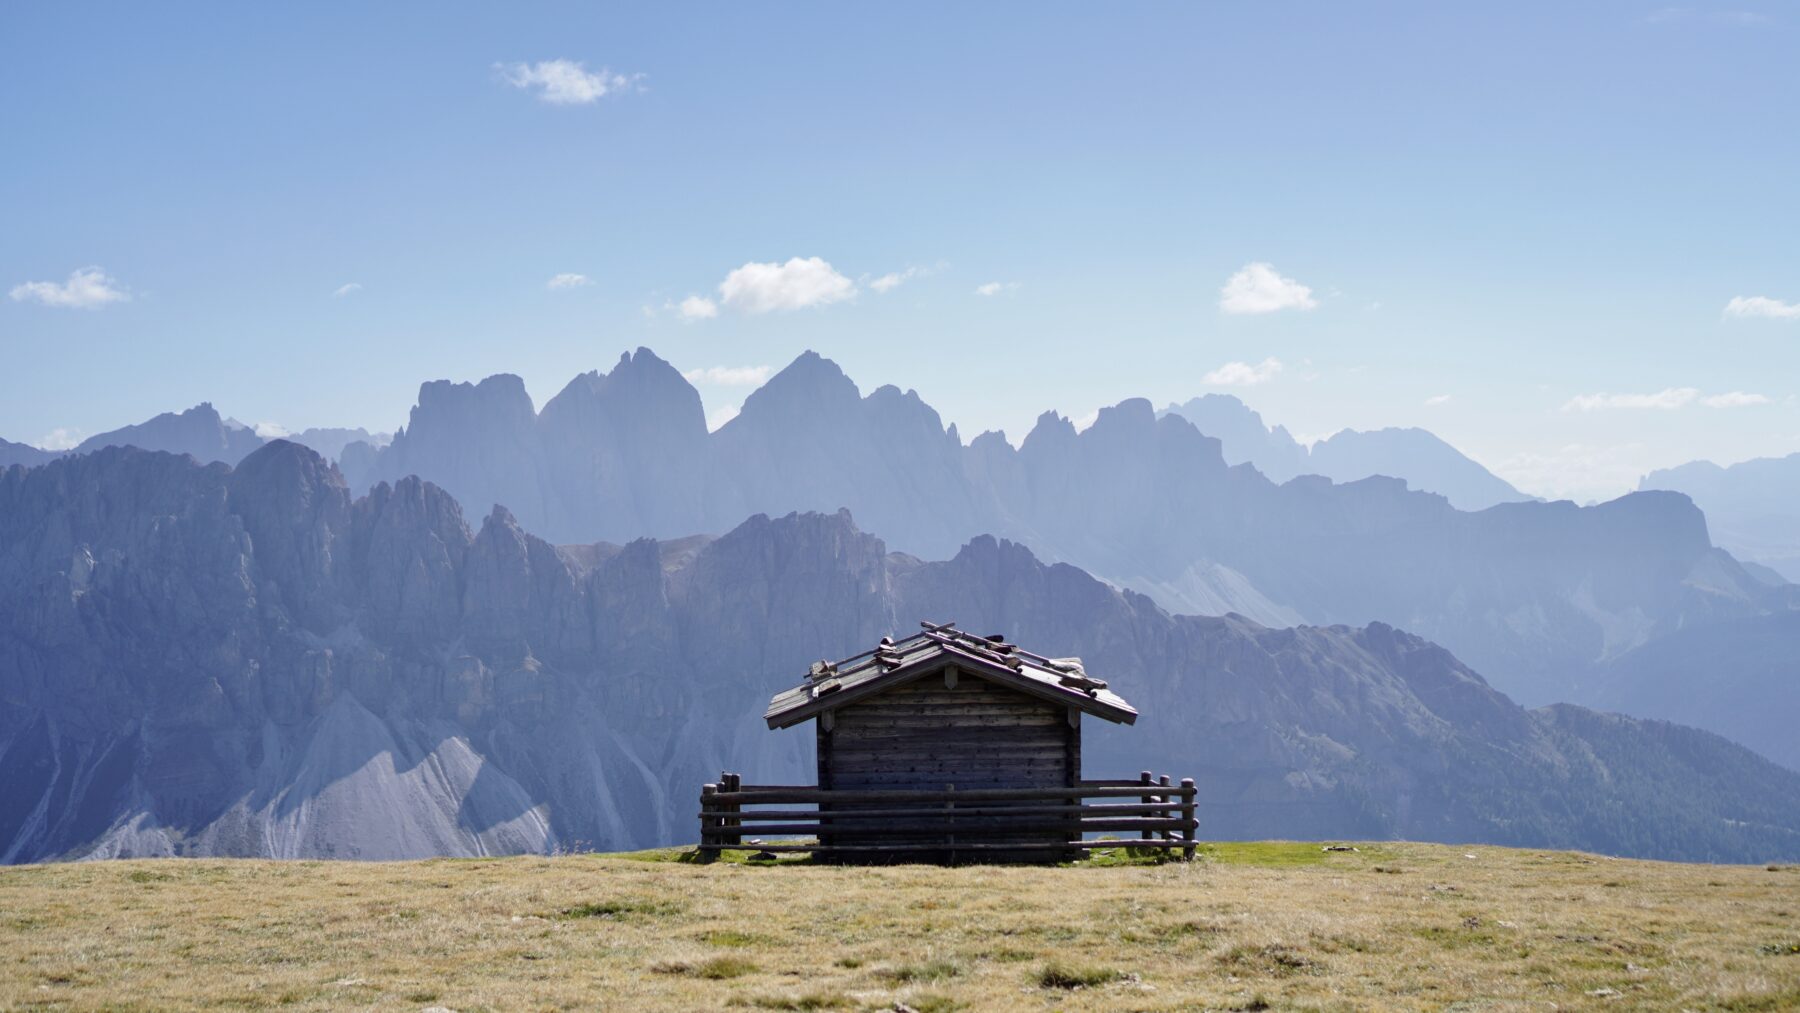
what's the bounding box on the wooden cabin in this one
[699,621,1196,863]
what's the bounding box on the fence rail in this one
[697,771,1197,862]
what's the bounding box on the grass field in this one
[2,841,1798,1011]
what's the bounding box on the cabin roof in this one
[764,621,1138,729]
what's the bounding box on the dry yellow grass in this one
[2,842,1797,1011]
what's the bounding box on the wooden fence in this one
[697,771,1197,862]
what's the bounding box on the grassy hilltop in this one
[2,842,1798,1011]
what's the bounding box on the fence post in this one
[1180,778,1197,861]
[1139,771,1153,842]
[699,783,718,861]
[722,771,741,845]
[1158,774,1172,843]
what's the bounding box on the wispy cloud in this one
[1701,391,1771,408]
[1219,262,1316,315]
[1724,295,1800,320]
[719,256,856,313]
[683,365,772,386]
[547,273,592,290]
[10,266,130,309]
[868,263,942,293]
[974,281,1019,297]
[1563,387,1772,411]
[332,282,362,299]
[496,60,642,104]
[1563,388,1699,411]
[1203,357,1284,386]
[254,422,290,439]
[1424,394,1453,406]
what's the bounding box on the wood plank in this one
[699,839,1196,854]
[712,803,1180,820]
[711,785,1191,804]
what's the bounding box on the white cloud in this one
[332,282,362,298]
[1701,391,1771,408]
[1424,394,1453,406]
[1203,357,1284,386]
[496,60,641,105]
[36,427,83,451]
[1219,262,1317,315]
[718,257,855,313]
[547,273,591,290]
[706,404,741,432]
[1071,409,1100,433]
[10,266,130,309]
[1563,387,1699,412]
[1724,295,1800,320]
[974,281,1018,297]
[254,422,290,439]
[678,295,718,320]
[683,365,772,386]
[868,262,945,293]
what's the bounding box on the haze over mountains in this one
[1160,394,1532,512]
[3,348,1796,779]
[4,443,1798,864]
[1640,453,1800,584]
[328,350,1793,735]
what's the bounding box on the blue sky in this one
[4,2,1797,501]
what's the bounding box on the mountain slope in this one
[3,444,1798,863]
[0,439,58,470]
[72,402,265,465]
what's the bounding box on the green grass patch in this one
[1761,941,1800,956]
[654,956,757,979]
[1194,841,1341,867]
[558,898,685,920]
[876,958,960,983]
[740,992,850,1010]
[701,929,760,947]
[1216,943,1318,976]
[1036,961,1128,989]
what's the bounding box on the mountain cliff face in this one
[1640,453,1800,583]
[347,350,1786,713]
[1160,394,1531,512]
[4,444,1798,864]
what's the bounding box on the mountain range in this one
[337,350,1792,731]
[3,348,1795,774]
[4,443,1798,864]
[1159,394,1532,511]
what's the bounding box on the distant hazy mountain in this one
[73,402,265,465]
[350,349,1787,713]
[1592,611,1800,771]
[0,438,59,470]
[1640,454,1800,583]
[1160,394,1530,511]
[284,427,391,462]
[4,443,1797,863]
